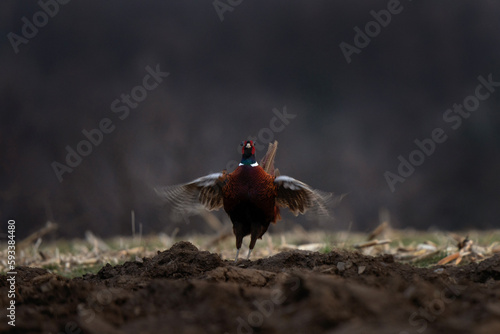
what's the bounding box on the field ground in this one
[1,227,500,333]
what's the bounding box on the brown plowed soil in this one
[1,241,500,333]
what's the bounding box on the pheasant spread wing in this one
[155,172,227,214]
[274,175,333,216]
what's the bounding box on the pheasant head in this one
[240,140,257,166]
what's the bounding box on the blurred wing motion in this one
[155,172,227,215]
[274,175,333,216]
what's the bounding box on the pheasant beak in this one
[246,142,252,148]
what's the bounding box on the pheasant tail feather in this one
[260,140,279,175]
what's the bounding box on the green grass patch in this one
[409,250,448,268]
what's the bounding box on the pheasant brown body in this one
[223,164,280,252]
[155,140,333,261]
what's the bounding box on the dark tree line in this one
[1,1,499,238]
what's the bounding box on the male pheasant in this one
[155,140,333,261]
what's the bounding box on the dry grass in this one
[2,222,500,277]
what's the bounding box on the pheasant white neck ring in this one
[239,162,259,167]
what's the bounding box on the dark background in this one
[1,1,499,239]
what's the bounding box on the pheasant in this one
[155,140,333,261]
